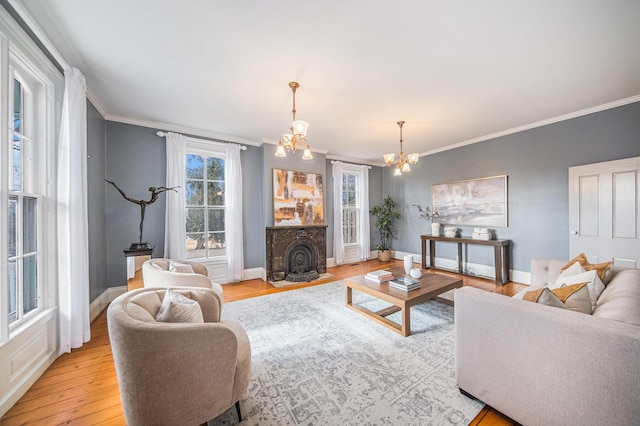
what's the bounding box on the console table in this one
[421,235,511,285]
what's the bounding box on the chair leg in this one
[235,400,242,422]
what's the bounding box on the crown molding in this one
[325,154,384,167]
[419,95,640,157]
[107,115,262,146]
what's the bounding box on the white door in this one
[569,156,640,268]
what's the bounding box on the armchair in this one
[142,258,224,301]
[107,287,251,425]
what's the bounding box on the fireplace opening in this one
[284,241,319,282]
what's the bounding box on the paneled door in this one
[569,156,640,268]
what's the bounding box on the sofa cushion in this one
[551,269,604,309]
[155,288,204,323]
[523,283,592,314]
[169,260,195,273]
[592,269,640,326]
[561,253,612,282]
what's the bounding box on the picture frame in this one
[432,175,508,227]
[273,168,324,226]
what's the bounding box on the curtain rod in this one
[331,160,371,169]
[156,131,247,150]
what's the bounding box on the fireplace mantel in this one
[266,225,327,281]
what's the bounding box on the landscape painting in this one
[273,169,324,226]
[432,175,508,227]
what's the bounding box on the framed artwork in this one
[273,168,324,226]
[432,175,508,227]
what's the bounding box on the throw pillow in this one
[169,260,195,274]
[522,283,592,314]
[551,269,604,309]
[561,253,612,282]
[155,288,204,323]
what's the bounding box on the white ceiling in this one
[17,0,640,164]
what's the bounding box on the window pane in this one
[347,174,356,192]
[23,255,37,315]
[12,136,22,191]
[9,196,17,257]
[208,232,226,256]
[8,260,17,323]
[13,79,22,133]
[186,154,204,179]
[208,208,225,232]
[186,208,205,233]
[186,233,205,259]
[23,196,37,253]
[342,227,349,243]
[207,182,225,206]
[185,181,204,205]
[207,157,225,180]
[347,191,355,205]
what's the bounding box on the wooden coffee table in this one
[345,267,462,336]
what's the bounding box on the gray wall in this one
[387,101,640,273]
[86,100,108,301]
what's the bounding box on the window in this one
[342,172,359,245]
[7,72,42,328]
[185,149,226,259]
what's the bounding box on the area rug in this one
[210,281,483,425]
[269,273,334,288]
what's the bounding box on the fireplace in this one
[266,226,327,281]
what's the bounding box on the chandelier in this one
[275,82,313,160]
[383,121,419,176]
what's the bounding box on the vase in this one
[403,254,413,274]
[410,268,423,279]
[431,223,441,236]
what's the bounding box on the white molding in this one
[86,88,108,118]
[325,154,384,167]
[240,267,266,282]
[419,95,640,157]
[89,286,127,322]
[106,115,262,146]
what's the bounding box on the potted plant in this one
[370,195,401,261]
[413,204,441,236]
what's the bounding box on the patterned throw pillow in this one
[169,260,195,274]
[523,283,592,314]
[551,269,604,310]
[561,253,612,282]
[155,288,204,323]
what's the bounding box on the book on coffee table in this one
[389,276,421,291]
[365,270,393,283]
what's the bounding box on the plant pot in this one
[378,249,392,262]
[431,223,441,236]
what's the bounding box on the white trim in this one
[240,267,266,282]
[89,286,127,322]
[327,154,385,167]
[112,115,261,146]
[419,95,640,157]
[85,88,108,118]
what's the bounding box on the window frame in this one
[184,138,227,261]
[341,171,360,247]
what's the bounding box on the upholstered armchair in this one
[142,258,224,300]
[107,287,251,425]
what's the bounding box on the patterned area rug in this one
[211,281,483,425]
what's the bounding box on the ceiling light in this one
[275,81,313,160]
[384,121,418,176]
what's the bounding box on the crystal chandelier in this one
[275,82,313,160]
[383,120,419,176]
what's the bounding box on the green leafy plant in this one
[413,204,440,223]
[369,195,401,251]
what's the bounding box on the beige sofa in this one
[455,259,640,426]
[107,287,251,425]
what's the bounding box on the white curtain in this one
[164,132,187,259]
[358,165,371,260]
[332,161,344,265]
[57,68,90,353]
[225,143,244,281]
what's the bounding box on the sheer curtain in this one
[225,143,244,281]
[358,165,370,260]
[57,68,90,353]
[164,132,187,259]
[332,161,344,265]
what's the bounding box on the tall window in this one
[342,172,359,245]
[185,151,226,259]
[7,74,41,327]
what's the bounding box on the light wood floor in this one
[2,259,525,425]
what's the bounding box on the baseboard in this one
[89,286,127,321]
[241,267,266,281]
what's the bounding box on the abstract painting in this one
[432,175,508,227]
[273,169,324,226]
